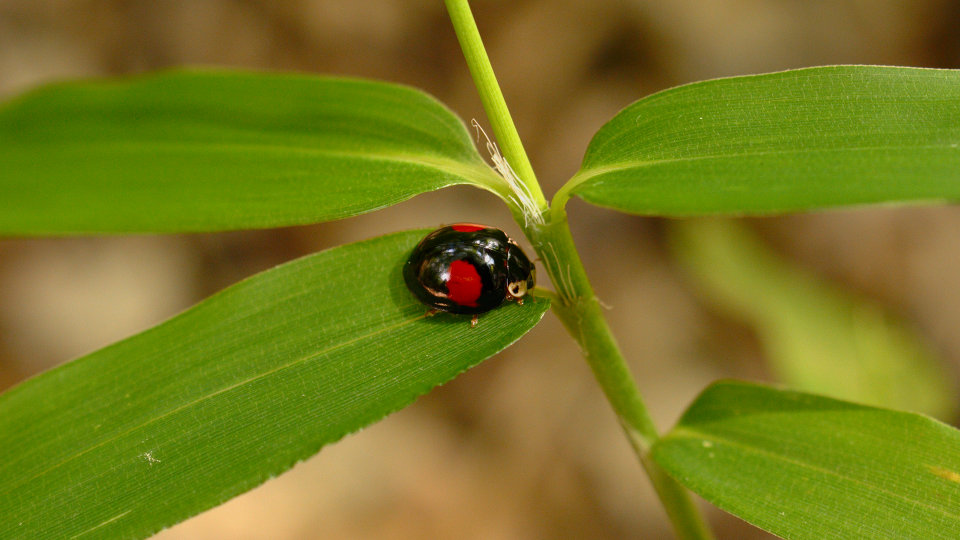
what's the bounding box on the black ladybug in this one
[404,224,536,321]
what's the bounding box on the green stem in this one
[443,0,548,213]
[444,1,713,538]
[532,209,713,540]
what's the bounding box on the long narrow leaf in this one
[0,70,502,235]
[652,381,960,539]
[0,230,549,538]
[669,218,955,419]
[566,66,960,215]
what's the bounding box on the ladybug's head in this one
[505,242,536,300]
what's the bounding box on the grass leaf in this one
[669,218,955,419]
[652,381,960,539]
[0,229,548,538]
[567,66,960,215]
[0,70,502,235]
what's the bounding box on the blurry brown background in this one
[1,1,959,538]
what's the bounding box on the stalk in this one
[444,1,713,538]
[443,0,548,214]
[532,209,713,540]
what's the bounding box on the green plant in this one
[2,1,959,538]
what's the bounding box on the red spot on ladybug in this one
[446,259,482,307]
[404,225,536,317]
[451,223,487,232]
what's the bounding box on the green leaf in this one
[564,66,960,215]
[0,229,548,539]
[652,381,960,540]
[669,218,956,419]
[0,70,503,235]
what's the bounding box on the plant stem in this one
[444,1,713,538]
[532,209,714,540]
[443,0,548,213]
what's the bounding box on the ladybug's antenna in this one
[472,119,544,227]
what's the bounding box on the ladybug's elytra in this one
[403,224,536,320]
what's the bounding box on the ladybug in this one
[404,224,536,324]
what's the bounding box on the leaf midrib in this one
[2,139,498,180]
[572,142,960,188]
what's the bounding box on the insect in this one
[403,224,536,325]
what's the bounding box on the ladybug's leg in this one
[470,315,479,327]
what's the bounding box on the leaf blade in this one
[668,218,956,419]
[0,230,548,538]
[652,381,960,539]
[0,70,502,235]
[568,66,960,215]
